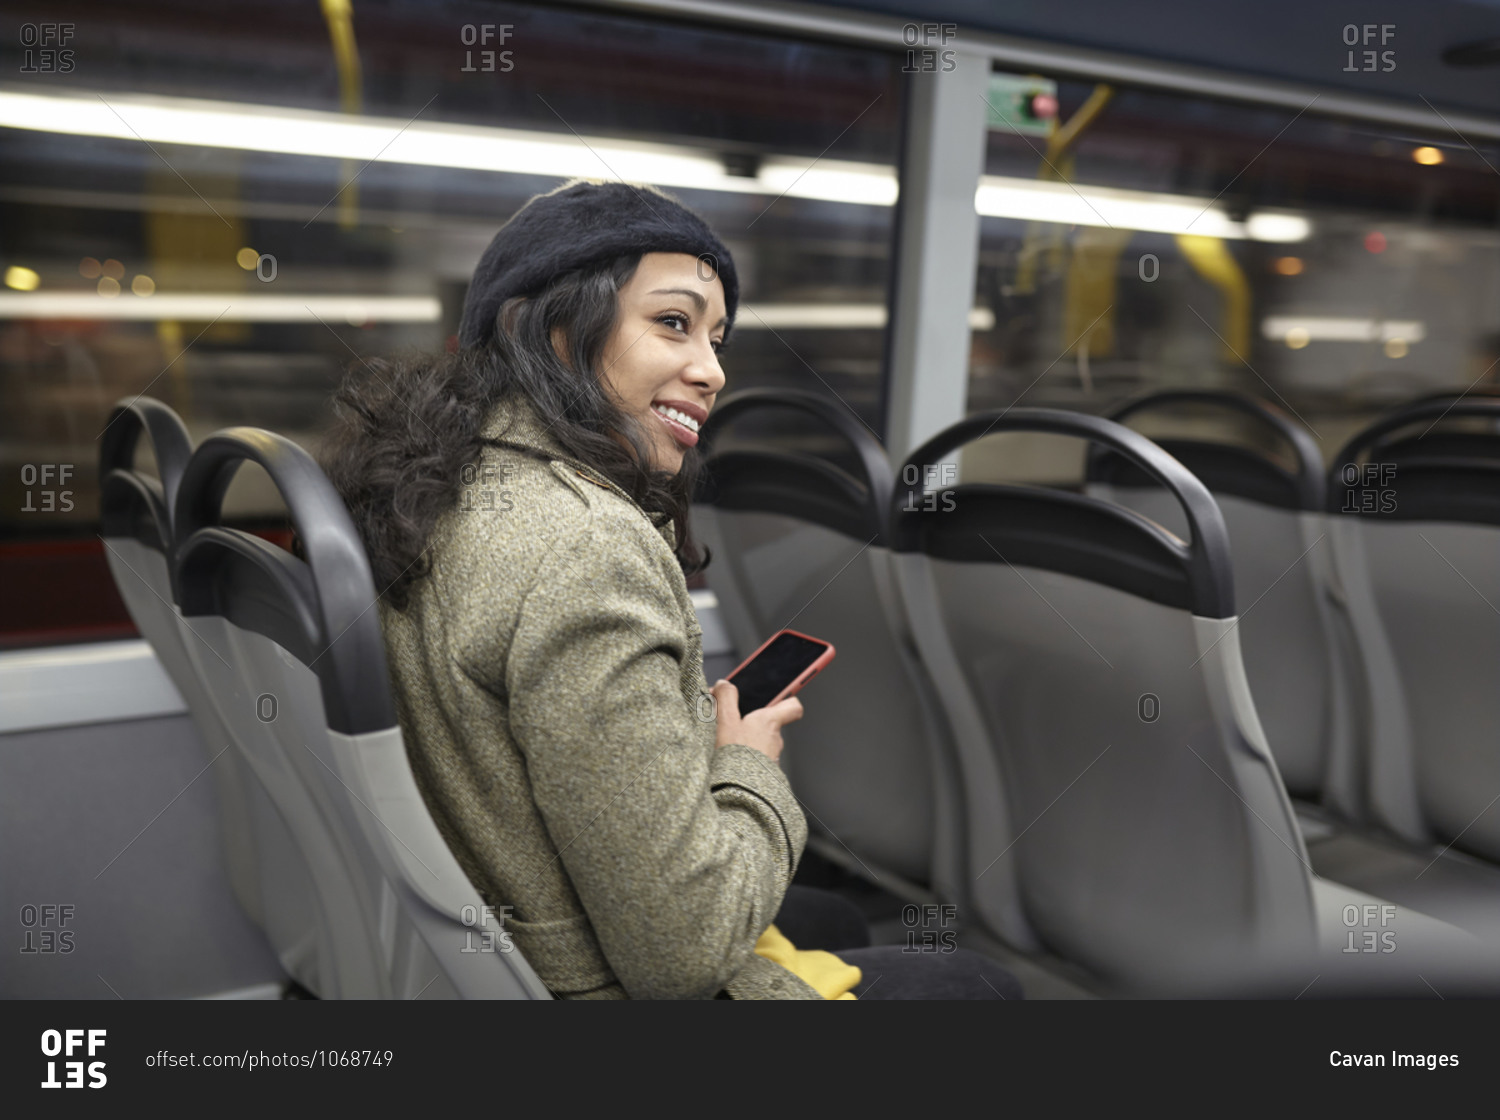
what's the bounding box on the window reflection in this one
[966,75,1500,483]
[0,1,901,646]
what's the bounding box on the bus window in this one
[0,1,902,646]
[963,75,1500,485]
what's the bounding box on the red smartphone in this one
[724,629,836,714]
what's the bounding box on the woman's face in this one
[597,251,728,473]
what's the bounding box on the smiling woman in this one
[597,254,728,470]
[319,180,818,999]
[316,177,1017,1000]
[319,181,731,610]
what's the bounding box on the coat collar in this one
[479,394,677,547]
[478,391,573,460]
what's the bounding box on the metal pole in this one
[883,52,991,464]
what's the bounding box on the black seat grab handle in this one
[698,387,895,542]
[1329,398,1500,512]
[100,397,194,526]
[174,428,390,721]
[896,408,1235,619]
[1397,388,1500,411]
[1092,390,1325,511]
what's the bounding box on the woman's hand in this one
[711,679,803,764]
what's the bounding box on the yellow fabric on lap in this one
[754,923,861,1000]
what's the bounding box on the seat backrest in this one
[1366,389,1500,472]
[172,428,549,999]
[1328,398,1500,862]
[692,388,964,900]
[1085,390,1352,805]
[98,397,268,931]
[892,408,1317,986]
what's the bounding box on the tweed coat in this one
[377,393,821,999]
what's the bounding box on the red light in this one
[1029,93,1059,121]
[1365,231,1387,253]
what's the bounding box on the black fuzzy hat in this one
[458,178,738,350]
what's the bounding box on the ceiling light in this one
[757,160,899,207]
[1412,146,1444,165]
[0,292,440,322]
[1262,316,1424,343]
[4,266,40,291]
[0,87,1314,240]
[0,292,995,332]
[735,304,994,331]
[1243,213,1312,242]
[975,176,1310,241]
[0,87,740,193]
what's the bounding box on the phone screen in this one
[727,631,830,714]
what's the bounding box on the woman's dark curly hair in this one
[320,252,709,611]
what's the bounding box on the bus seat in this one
[692,388,965,904]
[1317,397,1500,937]
[98,397,267,933]
[1084,390,1355,813]
[889,409,1467,988]
[171,427,550,999]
